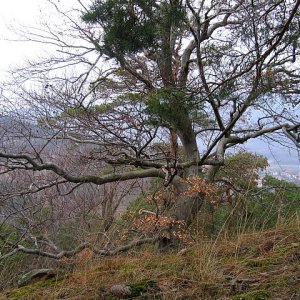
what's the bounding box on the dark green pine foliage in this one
[145,88,198,130]
[82,0,187,58]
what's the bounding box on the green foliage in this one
[218,80,236,100]
[157,0,187,35]
[217,151,268,189]
[0,252,28,290]
[145,88,196,130]
[64,103,114,117]
[200,158,300,236]
[264,175,298,189]
[82,0,187,58]
[119,263,137,274]
[55,222,81,251]
[245,257,279,268]
[121,192,154,222]
[63,106,86,117]
[259,176,300,219]
[39,207,52,219]
[211,175,300,235]
[82,0,156,56]
[37,116,58,129]
[37,103,116,130]
[118,92,143,103]
[0,224,20,245]
[0,225,39,289]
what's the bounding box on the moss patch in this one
[6,276,64,300]
[129,279,158,297]
[245,256,281,268]
[119,263,137,274]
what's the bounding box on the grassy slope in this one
[1,220,300,300]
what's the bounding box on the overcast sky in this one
[0,1,299,169]
[0,0,76,76]
[0,1,45,74]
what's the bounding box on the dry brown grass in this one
[1,218,300,299]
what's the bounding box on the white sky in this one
[0,0,77,76]
[0,1,46,74]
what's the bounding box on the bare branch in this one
[0,237,160,260]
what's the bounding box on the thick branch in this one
[282,126,300,148]
[227,124,286,145]
[106,158,223,169]
[0,151,165,185]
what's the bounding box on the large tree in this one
[1,0,300,259]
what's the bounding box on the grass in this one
[1,219,300,299]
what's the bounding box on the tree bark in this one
[166,177,203,226]
[177,120,200,177]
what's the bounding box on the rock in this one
[110,284,132,298]
[17,268,56,287]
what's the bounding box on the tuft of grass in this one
[231,289,270,300]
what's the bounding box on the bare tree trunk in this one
[169,193,204,226]
[178,123,200,177]
[157,178,204,249]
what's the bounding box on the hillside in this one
[1,220,300,300]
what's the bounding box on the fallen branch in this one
[0,236,160,261]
